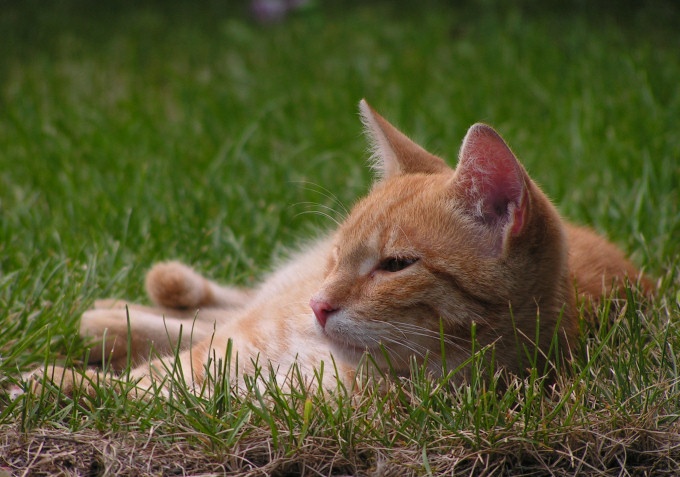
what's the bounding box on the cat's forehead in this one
[338,173,455,245]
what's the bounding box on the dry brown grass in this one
[3,415,680,476]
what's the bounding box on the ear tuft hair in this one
[359,99,448,180]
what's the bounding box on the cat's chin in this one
[319,325,375,360]
[329,342,368,363]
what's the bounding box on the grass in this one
[1,0,679,475]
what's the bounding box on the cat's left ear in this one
[359,99,448,180]
[454,124,529,254]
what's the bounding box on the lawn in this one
[1,0,679,475]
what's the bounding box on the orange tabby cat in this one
[12,100,652,397]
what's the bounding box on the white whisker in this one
[293,209,342,227]
[377,320,471,350]
[289,180,350,218]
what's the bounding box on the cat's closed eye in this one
[378,257,419,273]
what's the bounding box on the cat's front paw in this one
[145,261,208,309]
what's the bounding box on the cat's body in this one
[14,101,652,397]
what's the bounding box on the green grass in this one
[1,0,679,474]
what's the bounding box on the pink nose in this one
[310,298,337,328]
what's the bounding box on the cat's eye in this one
[379,257,418,273]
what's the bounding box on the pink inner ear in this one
[456,124,527,240]
[510,188,527,236]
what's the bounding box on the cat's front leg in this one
[10,364,161,401]
[10,365,113,400]
[10,338,216,400]
[80,306,218,371]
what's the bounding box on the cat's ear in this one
[359,99,448,180]
[454,123,528,254]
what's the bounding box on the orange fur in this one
[13,101,652,398]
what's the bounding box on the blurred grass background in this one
[1,0,678,420]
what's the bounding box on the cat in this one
[12,100,652,398]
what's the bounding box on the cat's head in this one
[311,100,576,378]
